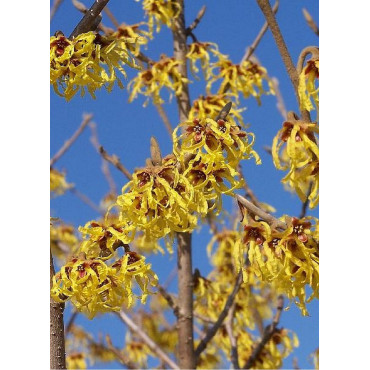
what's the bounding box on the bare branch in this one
[50,0,64,20]
[302,8,319,37]
[186,5,206,35]
[296,46,319,75]
[299,182,313,219]
[116,310,180,369]
[99,146,133,181]
[195,271,243,360]
[69,0,110,38]
[50,113,93,167]
[158,285,179,318]
[270,77,287,120]
[50,251,66,369]
[242,0,279,62]
[105,335,137,369]
[235,194,287,230]
[244,295,284,369]
[103,5,120,28]
[69,187,102,214]
[238,164,261,208]
[65,310,78,334]
[225,304,240,369]
[154,102,173,138]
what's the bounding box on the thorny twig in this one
[236,194,287,230]
[244,295,285,369]
[195,271,244,361]
[50,113,93,167]
[99,146,133,181]
[302,8,319,37]
[69,0,110,38]
[116,310,180,369]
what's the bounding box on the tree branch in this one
[98,146,133,181]
[256,0,311,122]
[158,285,179,318]
[116,310,180,369]
[50,250,66,369]
[195,271,243,361]
[105,335,137,369]
[154,102,173,138]
[243,295,284,369]
[186,5,206,35]
[225,303,240,369]
[69,0,110,38]
[50,113,93,167]
[302,8,319,37]
[50,0,64,21]
[235,194,287,230]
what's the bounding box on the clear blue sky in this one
[51,1,319,368]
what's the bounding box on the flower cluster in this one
[141,0,180,33]
[50,168,72,196]
[51,251,158,319]
[206,54,274,104]
[241,216,319,315]
[128,55,189,105]
[299,57,319,113]
[50,31,140,100]
[116,155,208,252]
[115,22,151,56]
[186,42,219,80]
[50,221,79,260]
[272,113,319,209]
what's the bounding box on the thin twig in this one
[302,8,319,37]
[225,303,240,369]
[69,187,102,214]
[186,5,206,35]
[105,335,137,369]
[194,313,216,325]
[69,0,110,38]
[50,250,66,369]
[296,46,319,75]
[50,0,64,20]
[256,0,311,122]
[242,0,279,62]
[299,182,313,219]
[103,5,120,28]
[99,146,132,181]
[238,164,260,207]
[244,295,284,369]
[236,194,287,230]
[195,271,243,360]
[158,285,179,318]
[65,310,78,334]
[116,310,180,369]
[50,114,93,167]
[154,102,173,138]
[89,122,117,194]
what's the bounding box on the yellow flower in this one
[50,221,79,260]
[115,22,151,56]
[79,218,135,260]
[66,352,87,369]
[186,42,219,80]
[142,0,180,33]
[189,94,246,126]
[116,155,206,252]
[207,54,274,104]
[50,31,140,100]
[51,251,158,318]
[299,58,319,112]
[128,55,190,106]
[272,115,319,209]
[50,168,72,196]
[310,347,319,369]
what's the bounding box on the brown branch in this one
[243,295,284,369]
[256,0,310,122]
[186,5,206,35]
[154,102,173,138]
[65,310,78,335]
[50,250,66,369]
[225,303,240,369]
[195,271,243,361]
[242,0,279,62]
[50,114,93,167]
[296,46,319,75]
[299,182,313,219]
[50,0,64,20]
[235,194,287,230]
[238,164,260,208]
[89,122,117,194]
[171,1,195,368]
[69,0,110,38]
[99,146,133,181]
[105,335,137,369]
[116,310,180,369]
[302,8,319,37]
[103,5,120,29]
[270,77,287,119]
[158,285,179,318]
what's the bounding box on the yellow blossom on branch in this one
[207,54,274,104]
[298,58,319,112]
[128,55,190,106]
[51,221,79,260]
[141,0,180,33]
[51,251,158,319]
[115,22,152,56]
[50,168,73,196]
[50,31,140,100]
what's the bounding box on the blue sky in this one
[51,1,319,368]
